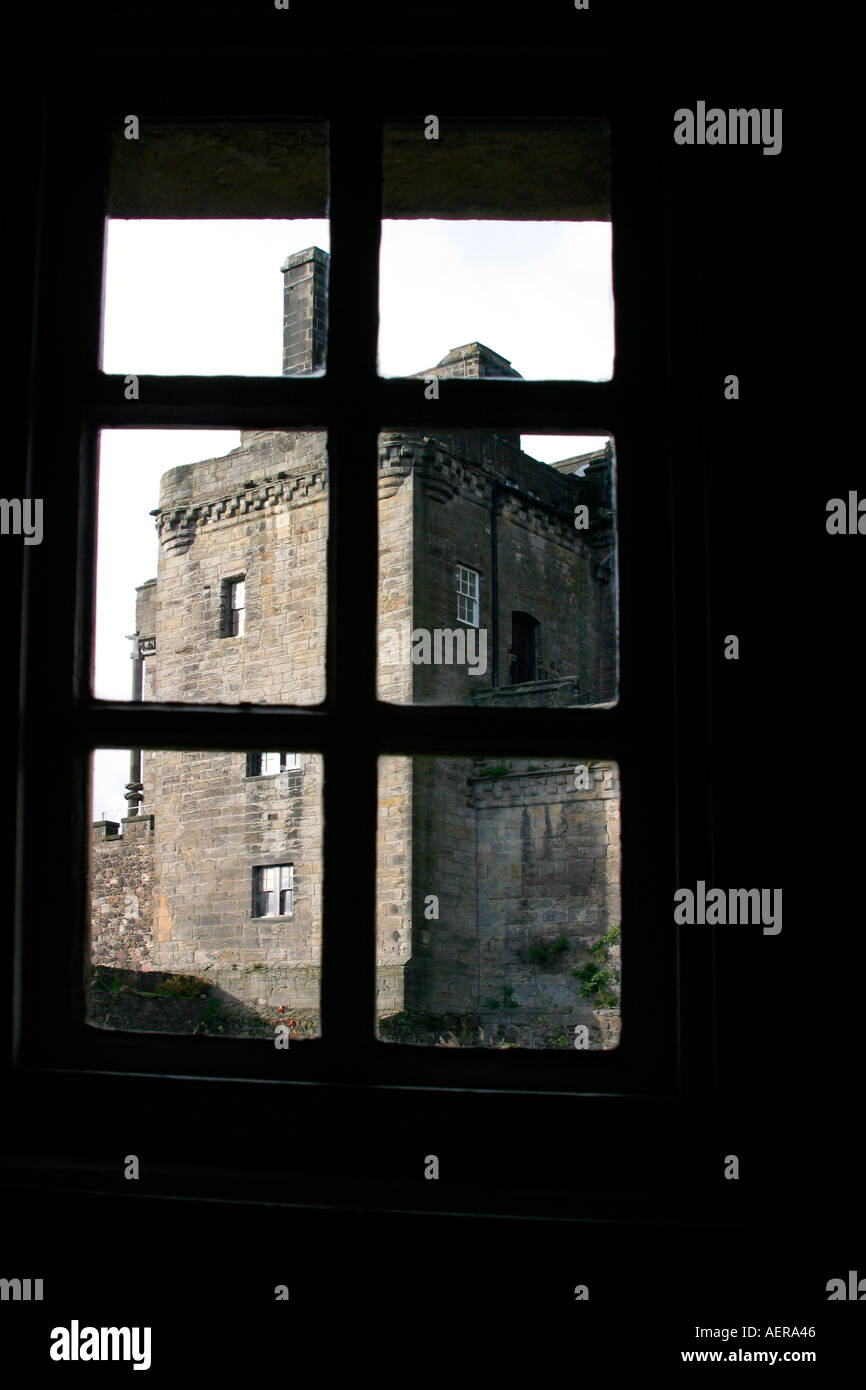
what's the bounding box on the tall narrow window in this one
[253,864,293,918]
[223,577,245,637]
[456,565,479,627]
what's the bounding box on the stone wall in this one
[147,428,328,706]
[377,423,616,705]
[403,755,481,1016]
[136,429,330,1012]
[377,448,415,703]
[394,756,621,1047]
[472,760,620,1032]
[90,815,155,970]
[147,750,324,1011]
[376,755,414,1013]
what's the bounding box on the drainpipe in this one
[124,633,144,816]
[490,483,502,687]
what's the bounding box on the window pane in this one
[376,756,621,1050]
[102,223,330,377]
[256,883,276,918]
[378,431,617,706]
[247,754,301,776]
[105,120,328,376]
[224,577,246,638]
[456,565,479,627]
[88,750,322,1039]
[94,429,328,705]
[253,863,293,919]
[109,121,328,220]
[379,223,613,381]
[380,119,612,380]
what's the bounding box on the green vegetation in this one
[479,761,510,779]
[152,973,209,999]
[484,983,519,1010]
[99,971,209,1001]
[572,924,621,1007]
[197,998,225,1033]
[524,934,569,966]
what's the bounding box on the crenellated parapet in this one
[154,468,328,553]
[378,430,612,546]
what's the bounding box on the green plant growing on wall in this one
[573,923,620,1008]
[484,984,518,1010]
[524,934,569,966]
[593,922,621,954]
[152,973,209,999]
[479,761,510,779]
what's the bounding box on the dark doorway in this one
[510,611,538,684]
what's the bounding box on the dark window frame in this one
[252,863,294,920]
[221,575,246,638]
[9,50,716,1216]
[246,752,301,777]
[455,562,480,628]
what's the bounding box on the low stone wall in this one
[90,816,155,971]
[86,965,319,1038]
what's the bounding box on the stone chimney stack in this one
[281,246,329,375]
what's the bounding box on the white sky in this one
[93,218,614,822]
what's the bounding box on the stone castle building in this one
[90,247,622,1047]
